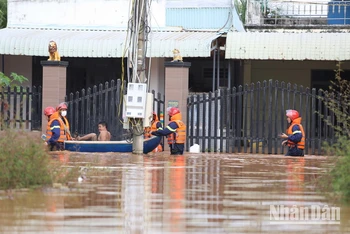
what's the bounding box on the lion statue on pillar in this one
[48,40,61,61]
[171,49,183,62]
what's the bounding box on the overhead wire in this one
[131,0,147,132]
[145,0,152,92]
[118,0,151,131]
[119,0,138,127]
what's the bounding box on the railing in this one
[65,79,165,141]
[0,79,165,140]
[65,79,126,140]
[247,0,350,26]
[187,80,335,155]
[0,86,42,131]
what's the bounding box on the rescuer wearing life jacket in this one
[279,109,305,156]
[44,106,65,151]
[151,107,186,155]
[145,112,163,152]
[55,102,73,141]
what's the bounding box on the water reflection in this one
[286,158,305,196]
[0,153,349,233]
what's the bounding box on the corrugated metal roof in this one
[226,32,350,61]
[0,27,221,58]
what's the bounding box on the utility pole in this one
[129,0,149,154]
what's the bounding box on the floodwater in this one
[0,152,349,234]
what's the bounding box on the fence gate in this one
[65,79,165,141]
[1,79,335,155]
[187,80,336,155]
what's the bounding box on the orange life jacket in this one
[144,113,163,152]
[167,113,186,144]
[60,115,72,140]
[286,117,305,149]
[145,120,162,138]
[146,120,164,152]
[46,114,67,143]
[46,112,72,142]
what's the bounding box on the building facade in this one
[0,0,244,96]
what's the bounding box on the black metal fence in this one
[0,86,42,130]
[2,79,337,155]
[64,79,125,140]
[187,80,336,155]
[0,79,165,140]
[65,79,165,141]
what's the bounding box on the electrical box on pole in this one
[125,83,147,118]
[123,84,154,129]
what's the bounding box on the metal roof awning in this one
[226,32,350,61]
[0,27,221,58]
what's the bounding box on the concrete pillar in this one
[40,61,69,132]
[164,61,191,150]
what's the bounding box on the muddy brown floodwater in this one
[0,152,349,234]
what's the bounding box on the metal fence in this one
[2,79,338,155]
[187,80,336,155]
[247,0,350,26]
[65,79,165,141]
[0,79,165,140]
[0,86,42,130]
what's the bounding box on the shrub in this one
[0,129,109,194]
[0,129,83,193]
[318,62,350,203]
[0,129,53,190]
[328,137,350,202]
[317,137,350,203]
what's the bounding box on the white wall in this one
[7,0,166,29]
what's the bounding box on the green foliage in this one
[0,129,80,192]
[0,72,28,90]
[317,62,350,204]
[0,72,29,128]
[0,130,53,190]
[318,137,350,203]
[322,62,350,137]
[0,0,7,29]
[234,0,247,24]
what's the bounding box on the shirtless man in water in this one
[77,121,111,141]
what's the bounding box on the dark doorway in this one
[311,69,350,91]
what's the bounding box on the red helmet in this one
[168,107,180,117]
[286,109,299,121]
[44,106,55,116]
[56,102,68,111]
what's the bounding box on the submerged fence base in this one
[187,80,335,155]
[0,79,337,155]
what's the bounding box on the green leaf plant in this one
[317,61,350,204]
